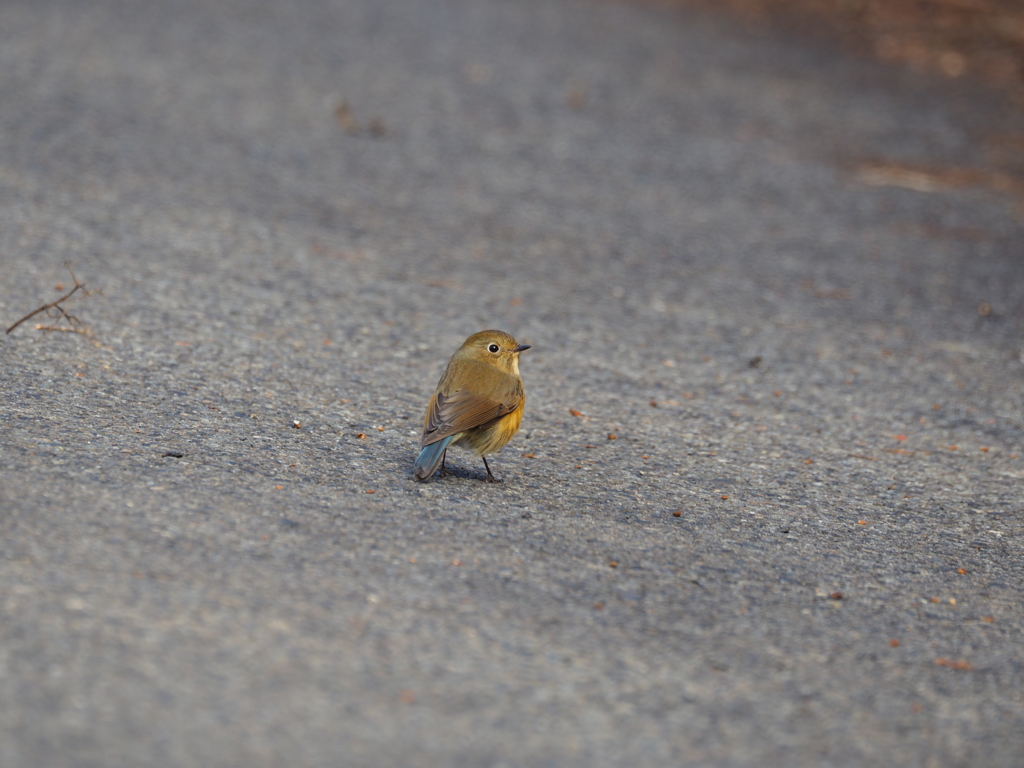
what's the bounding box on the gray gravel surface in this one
[2,0,1023,765]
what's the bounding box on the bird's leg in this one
[439,448,450,477]
[482,455,501,483]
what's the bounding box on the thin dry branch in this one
[6,264,98,338]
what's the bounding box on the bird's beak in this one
[513,344,531,353]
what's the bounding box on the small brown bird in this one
[413,330,530,482]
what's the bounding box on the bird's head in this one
[458,330,531,375]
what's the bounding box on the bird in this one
[413,330,530,482]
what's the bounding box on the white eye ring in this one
[488,343,500,353]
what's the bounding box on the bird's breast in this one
[462,405,524,456]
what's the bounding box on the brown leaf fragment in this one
[933,657,972,671]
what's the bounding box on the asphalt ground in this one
[1,0,1023,765]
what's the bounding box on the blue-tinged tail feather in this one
[413,436,455,481]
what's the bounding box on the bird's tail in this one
[413,436,455,481]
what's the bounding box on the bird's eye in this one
[488,343,500,353]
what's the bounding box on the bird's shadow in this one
[417,464,497,483]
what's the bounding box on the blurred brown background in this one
[659,0,1024,197]
[677,0,1024,92]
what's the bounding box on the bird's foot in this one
[481,456,501,482]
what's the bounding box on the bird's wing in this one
[421,380,523,446]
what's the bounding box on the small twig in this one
[35,325,89,334]
[6,264,96,337]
